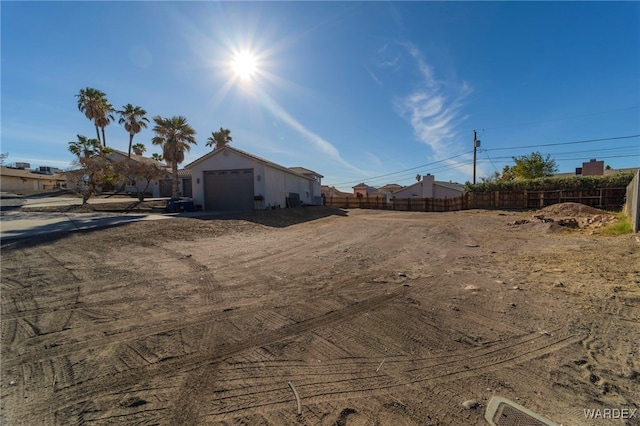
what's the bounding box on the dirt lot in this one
[1,206,639,425]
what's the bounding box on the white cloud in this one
[377,43,403,70]
[365,66,383,87]
[263,94,364,174]
[394,42,472,158]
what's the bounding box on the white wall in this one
[433,183,463,199]
[188,148,314,210]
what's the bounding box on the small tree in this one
[151,153,164,162]
[114,160,165,201]
[510,151,557,180]
[67,136,117,204]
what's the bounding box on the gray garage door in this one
[204,169,254,211]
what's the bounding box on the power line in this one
[327,134,639,188]
[329,151,472,186]
[483,134,640,152]
[480,153,640,164]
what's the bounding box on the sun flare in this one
[232,52,258,79]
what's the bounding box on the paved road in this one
[0,193,172,242]
[1,210,172,241]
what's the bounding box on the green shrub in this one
[599,213,633,236]
[464,172,635,193]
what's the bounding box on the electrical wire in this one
[329,151,472,186]
[326,134,640,188]
[483,134,640,151]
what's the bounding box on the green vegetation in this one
[67,135,117,204]
[481,151,558,183]
[598,212,633,236]
[76,87,114,146]
[117,104,149,158]
[132,143,146,156]
[510,151,558,180]
[152,115,197,200]
[465,172,635,193]
[205,127,233,150]
[71,86,234,201]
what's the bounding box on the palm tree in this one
[95,99,115,147]
[132,143,146,156]
[117,104,149,158]
[205,127,232,150]
[76,87,107,144]
[151,153,164,162]
[151,116,197,200]
[68,134,102,159]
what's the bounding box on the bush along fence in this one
[324,187,628,212]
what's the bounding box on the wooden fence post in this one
[599,189,603,207]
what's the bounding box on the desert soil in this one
[1,206,639,425]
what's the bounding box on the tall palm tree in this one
[117,104,149,158]
[132,143,146,156]
[205,127,232,150]
[95,99,115,147]
[151,116,197,200]
[76,87,107,144]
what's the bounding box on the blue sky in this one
[2,1,639,191]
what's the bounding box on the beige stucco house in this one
[0,166,66,193]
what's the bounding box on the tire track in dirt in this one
[1,294,146,320]
[152,244,222,306]
[24,291,401,421]
[200,331,581,420]
[4,274,382,369]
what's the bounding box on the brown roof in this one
[109,150,168,168]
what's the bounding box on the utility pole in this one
[473,131,482,184]
[473,130,477,184]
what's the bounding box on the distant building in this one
[321,185,352,198]
[554,159,637,178]
[580,159,605,176]
[393,174,464,199]
[352,182,378,198]
[0,165,66,193]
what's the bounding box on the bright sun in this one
[232,52,257,79]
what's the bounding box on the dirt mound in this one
[507,203,618,230]
[535,202,609,218]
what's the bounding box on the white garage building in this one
[185,146,323,211]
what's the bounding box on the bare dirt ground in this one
[2,206,639,425]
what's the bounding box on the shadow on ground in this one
[192,206,349,228]
[21,200,167,213]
